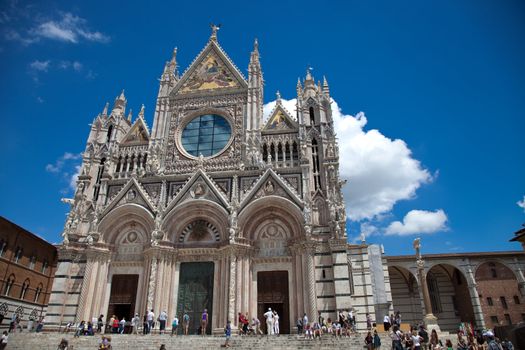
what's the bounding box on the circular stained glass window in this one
[181,114,232,157]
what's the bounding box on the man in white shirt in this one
[263,308,274,335]
[131,313,140,335]
[147,309,155,334]
[159,310,168,334]
[383,314,391,332]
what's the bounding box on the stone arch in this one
[388,265,422,326]
[163,199,229,243]
[474,260,518,281]
[179,219,220,243]
[98,203,154,246]
[238,196,304,241]
[426,264,474,331]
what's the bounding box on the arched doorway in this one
[426,264,474,332]
[388,266,422,326]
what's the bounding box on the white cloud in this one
[59,60,83,71]
[6,12,109,45]
[45,152,82,174]
[518,196,525,213]
[29,60,50,72]
[69,165,82,191]
[263,97,432,221]
[385,209,448,235]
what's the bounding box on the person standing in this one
[263,308,274,335]
[302,313,309,333]
[182,312,190,335]
[383,314,391,332]
[373,329,381,349]
[273,310,280,335]
[201,309,208,335]
[223,320,231,348]
[97,315,104,334]
[143,314,149,335]
[131,314,140,335]
[296,318,303,335]
[0,331,8,350]
[366,313,372,330]
[158,310,167,334]
[147,309,155,335]
[365,331,374,350]
[118,317,126,334]
[171,315,178,336]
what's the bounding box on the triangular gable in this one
[239,168,303,212]
[165,169,230,212]
[100,177,157,219]
[263,104,298,132]
[173,40,247,95]
[120,118,150,145]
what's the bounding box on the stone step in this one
[6,333,393,350]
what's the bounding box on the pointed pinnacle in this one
[127,109,133,122]
[276,90,281,102]
[102,102,109,115]
[254,38,259,52]
[119,89,126,100]
[323,75,329,87]
[139,104,145,118]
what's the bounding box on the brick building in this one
[0,216,57,328]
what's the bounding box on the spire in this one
[169,47,179,78]
[138,104,145,119]
[305,67,313,82]
[322,75,330,97]
[127,109,133,122]
[102,102,109,116]
[276,90,282,104]
[210,23,221,41]
[118,89,126,101]
[296,78,303,94]
[111,89,127,116]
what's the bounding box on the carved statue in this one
[413,238,421,260]
[264,180,274,194]
[86,234,94,245]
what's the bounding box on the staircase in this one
[7,332,394,350]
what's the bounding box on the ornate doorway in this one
[257,271,289,334]
[107,274,139,326]
[176,262,214,334]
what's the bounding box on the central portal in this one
[107,274,139,330]
[176,262,214,334]
[257,271,290,334]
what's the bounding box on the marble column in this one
[147,256,158,311]
[304,246,317,321]
[464,263,486,329]
[228,254,237,324]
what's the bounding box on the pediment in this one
[172,40,247,96]
[165,169,230,212]
[263,105,298,132]
[121,118,150,145]
[239,168,303,212]
[100,178,156,219]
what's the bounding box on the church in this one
[45,28,386,333]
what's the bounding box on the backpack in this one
[419,329,429,342]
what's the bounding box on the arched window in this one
[34,283,43,303]
[292,142,298,160]
[41,260,48,274]
[309,106,315,125]
[0,240,6,257]
[14,247,22,263]
[311,139,321,190]
[106,124,114,143]
[3,275,15,296]
[262,144,268,162]
[29,256,36,269]
[93,157,106,201]
[20,279,30,300]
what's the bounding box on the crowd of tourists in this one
[68,308,209,336]
[378,312,515,350]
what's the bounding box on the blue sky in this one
[0,0,524,255]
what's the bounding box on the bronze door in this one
[107,274,139,328]
[257,270,290,334]
[176,262,214,334]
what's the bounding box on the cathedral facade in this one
[46,29,384,333]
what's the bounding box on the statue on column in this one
[151,212,165,246]
[413,238,422,261]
